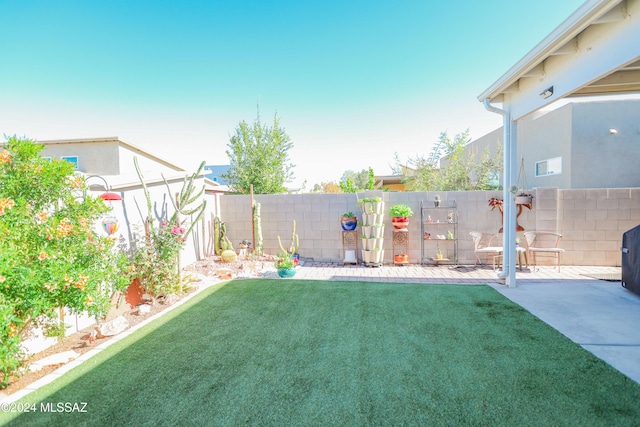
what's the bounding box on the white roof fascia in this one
[478,0,624,103]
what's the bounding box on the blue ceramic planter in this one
[341,218,358,231]
[277,268,296,278]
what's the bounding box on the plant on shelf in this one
[394,252,408,263]
[390,204,414,230]
[341,211,358,231]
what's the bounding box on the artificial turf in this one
[3,279,640,426]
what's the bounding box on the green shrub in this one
[0,136,130,388]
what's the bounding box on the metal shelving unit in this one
[421,200,458,265]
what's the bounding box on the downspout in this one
[483,99,512,282]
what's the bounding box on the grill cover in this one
[622,224,640,296]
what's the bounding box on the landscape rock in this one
[137,304,151,314]
[96,316,129,337]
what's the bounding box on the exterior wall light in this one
[540,86,554,99]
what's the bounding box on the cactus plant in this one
[278,220,299,255]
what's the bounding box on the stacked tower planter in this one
[360,198,385,266]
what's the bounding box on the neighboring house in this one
[455,99,640,189]
[374,175,407,192]
[38,137,223,265]
[375,165,416,191]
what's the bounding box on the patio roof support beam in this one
[483,100,517,287]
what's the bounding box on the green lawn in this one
[3,279,640,426]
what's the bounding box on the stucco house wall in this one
[40,140,121,175]
[461,99,640,190]
[39,137,186,176]
[517,103,574,189]
[38,137,216,266]
[571,101,640,189]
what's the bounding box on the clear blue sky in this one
[0,0,585,188]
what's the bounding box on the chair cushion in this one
[476,247,503,253]
[529,248,565,253]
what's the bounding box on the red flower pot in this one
[392,216,409,230]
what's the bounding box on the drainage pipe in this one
[483,99,516,286]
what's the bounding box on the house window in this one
[61,156,78,170]
[535,157,562,177]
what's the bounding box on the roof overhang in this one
[478,0,640,119]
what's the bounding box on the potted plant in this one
[434,195,442,207]
[359,197,373,214]
[275,252,297,278]
[394,252,408,263]
[390,204,414,230]
[514,191,534,205]
[372,197,383,214]
[341,211,358,231]
[277,220,299,262]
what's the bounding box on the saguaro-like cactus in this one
[278,220,299,255]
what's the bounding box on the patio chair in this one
[523,231,565,272]
[470,231,503,269]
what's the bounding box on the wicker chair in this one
[523,231,565,271]
[470,231,503,269]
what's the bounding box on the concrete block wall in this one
[558,188,640,266]
[221,190,504,265]
[218,187,639,267]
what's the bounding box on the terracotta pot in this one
[392,216,409,230]
[394,254,408,263]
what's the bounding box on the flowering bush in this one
[274,252,297,270]
[0,136,130,388]
[129,220,187,301]
[128,157,206,302]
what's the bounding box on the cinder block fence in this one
[219,188,640,267]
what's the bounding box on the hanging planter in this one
[514,159,534,207]
[515,195,533,205]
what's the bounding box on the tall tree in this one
[312,181,342,193]
[399,129,502,191]
[339,168,376,193]
[223,111,294,194]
